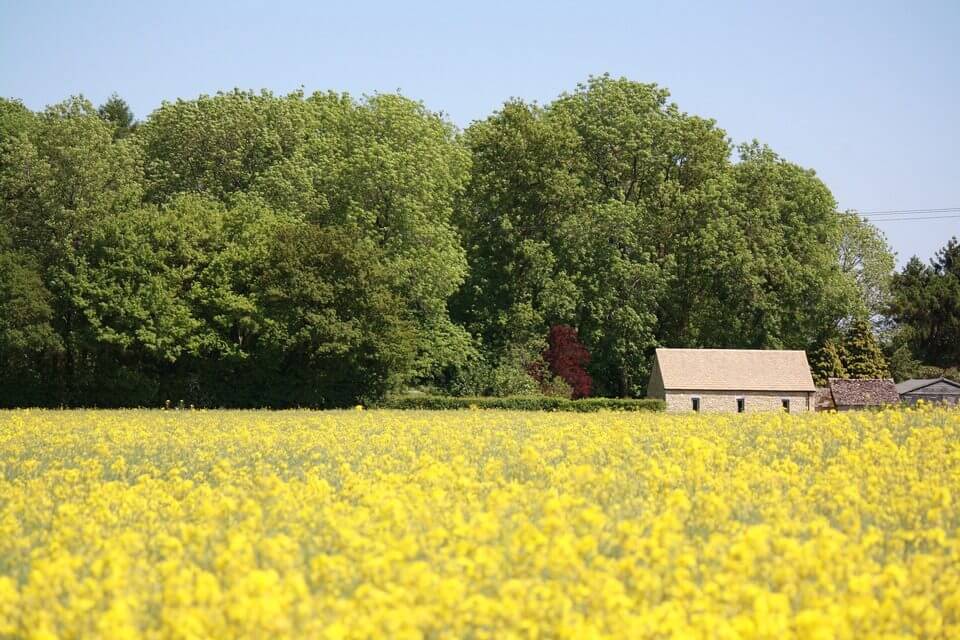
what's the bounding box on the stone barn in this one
[646,348,816,413]
[896,377,960,406]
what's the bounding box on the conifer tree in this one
[842,319,890,379]
[810,340,847,386]
[97,94,137,139]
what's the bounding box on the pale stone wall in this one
[647,361,665,399]
[664,390,814,413]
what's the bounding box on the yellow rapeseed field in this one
[1,407,958,639]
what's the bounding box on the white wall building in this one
[646,348,816,413]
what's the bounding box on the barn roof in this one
[827,378,900,407]
[896,377,960,394]
[653,348,816,392]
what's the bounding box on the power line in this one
[856,207,960,217]
[854,207,960,220]
[864,214,960,223]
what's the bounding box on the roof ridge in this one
[897,377,960,393]
[656,347,808,353]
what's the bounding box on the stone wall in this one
[664,390,814,413]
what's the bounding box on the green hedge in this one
[378,395,665,412]
[566,398,665,412]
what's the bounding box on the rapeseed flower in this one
[0,407,957,638]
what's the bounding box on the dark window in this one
[691,397,700,412]
[782,399,790,413]
[736,398,745,413]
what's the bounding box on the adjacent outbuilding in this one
[646,348,816,413]
[815,387,836,411]
[896,377,960,406]
[825,378,900,411]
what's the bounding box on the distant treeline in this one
[1,76,957,407]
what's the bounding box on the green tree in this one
[452,99,580,362]
[67,195,279,362]
[837,211,895,318]
[134,90,472,400]
[0,96,143,404]
[251,91,474,388]
[809,340,847,386]
[885,339,921,382]
[251,222,418,406]
[454,76,857,396]
[556,201,661,395]
[724,143,857,349]
[0,78,889,405]
[0,98,36,142]
[889,238,960,367]
[455,77,732,395]
[97,94,137,139]
[137,90,310,203]
[841,319,890,379]
[0,225,63,406]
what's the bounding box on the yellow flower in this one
[0,406,957,637]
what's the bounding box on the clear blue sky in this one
[2,0,958,264]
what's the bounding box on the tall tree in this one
[454,76,858,396]
[452,99,582,363]
[0,224,63,406]
[837,211,896,318]
[252,92,474,387]
[0,98,36,142]
[137,90,473,396]
[97,94,137,139]
[725,143,856,349]
[137,90,310,203]
[251,222,417,405]
[0,97,143,404]
[842,318,890,379]
[889,238,960,367]
[809,339,847,386]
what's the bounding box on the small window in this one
[736,397,745,413]
[691,397,700,412]
[782,398,790,413]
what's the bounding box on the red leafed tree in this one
[544,325,592,398]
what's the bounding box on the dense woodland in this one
[1,76,957,407]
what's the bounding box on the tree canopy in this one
[0,77,932,407]
[453,77,860,396]
[889,238,960,369]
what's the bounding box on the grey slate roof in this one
[896,377,960,394]
[653,348,816,392]
[827,378,900,407]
